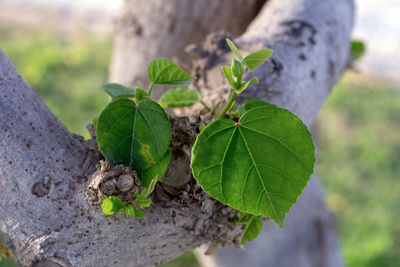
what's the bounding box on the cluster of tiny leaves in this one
[94,39,315,245]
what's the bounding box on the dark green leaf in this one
[243,99,275,112]
[221,66,237,89]
[351,40,366,61]
[244,49,273,71]
[226,38,244,61]
[96,99,171,173]
[231,59,244,78]
[241,215,263,244]
[101,196,123,215]
[191,105,315,226]
[237,78,258,93]
[135,88,148,102]
[140,148,171,187]
[148,58,195,87]
[99,83,135,100]
[123,204,146,218]
[159,88,201,108]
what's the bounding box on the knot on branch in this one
[85,161,141,205]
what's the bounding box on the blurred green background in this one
[0,25,399,267]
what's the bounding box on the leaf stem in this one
[200,100,211,111]
[147,83,154,96]
[217,91,237,119]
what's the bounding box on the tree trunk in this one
[0,0,353,266]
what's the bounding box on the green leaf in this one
[237,78,258,93]
[99,83,135,100]
[351,40,365,61]
[159,88,201,108]
[191,105,315,226]
[101,196,124,215]
[226,38,243,61]
[135,88,148,103]
[231,59,244,78]
[221,66,237,89]
[244,49,273,71]
[240,215,263,245]
[123,204,146,218]
[92,117,98,129]
[96,99,171,173]
[140,148,171,187]
[238,105,246,117]
[148,58,195,87]
[243,99,275,112]
[134,190,152,208]
[199,124,206,132]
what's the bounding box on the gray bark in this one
[0,0,353,266]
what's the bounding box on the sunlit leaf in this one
[159,88,201,108]
[226,38,244,61]
[191,105,315,226]
[140,148,171,187]
[99,83,135,100]
[244,49,273,71]
[148,58,195,87]
[101,196,123,215]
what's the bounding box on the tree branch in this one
[0,0,354,266]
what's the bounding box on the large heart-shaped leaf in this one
[191,105,315,226]
[148,58,195,87]
[97,99,171,173]
[159,88,201,108]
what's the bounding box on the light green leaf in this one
[92,117,98,129]
[140,148,171,187]
[99,83,135,100]
[123,204,146,218]
[101,196,123,215]
[241,215,263,244]
[96,99,171,173]
[237,78,258,93]
[199,124,206,132]
[243,99,275,112]
[351,40,366,61]
[134,190,152,208]
[159,88,201,108]
[231,59,244,78]
[148,58,195,87]
[221,66,237,89]
[244,49,273,71]
[191,105,315,226]
[226,38,244,61]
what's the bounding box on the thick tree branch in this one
[0,0,354,266]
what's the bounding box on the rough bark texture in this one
[109,0,266,88]
[0,0,353,266]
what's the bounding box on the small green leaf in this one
[92,117,98,129]
[140,148,172,187]
[199,124,206,132]
[241,215,263,245]
[123,204,146,218]
[101,196,124,215]
[96,99,171,173]
[148,58,195,87]
[135,190,152,208]
[226,38,243,61]
[135,88,148,102]
[351,40,366,61]
[159,88,201,108]
[231,59,244,78]
[237,78,258,93]
[221,66,237,89]
[191,105,315,226]
[244,49,273,71]
[243,99,275,112]
[99,83,135,100]
[146,176,159,197]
